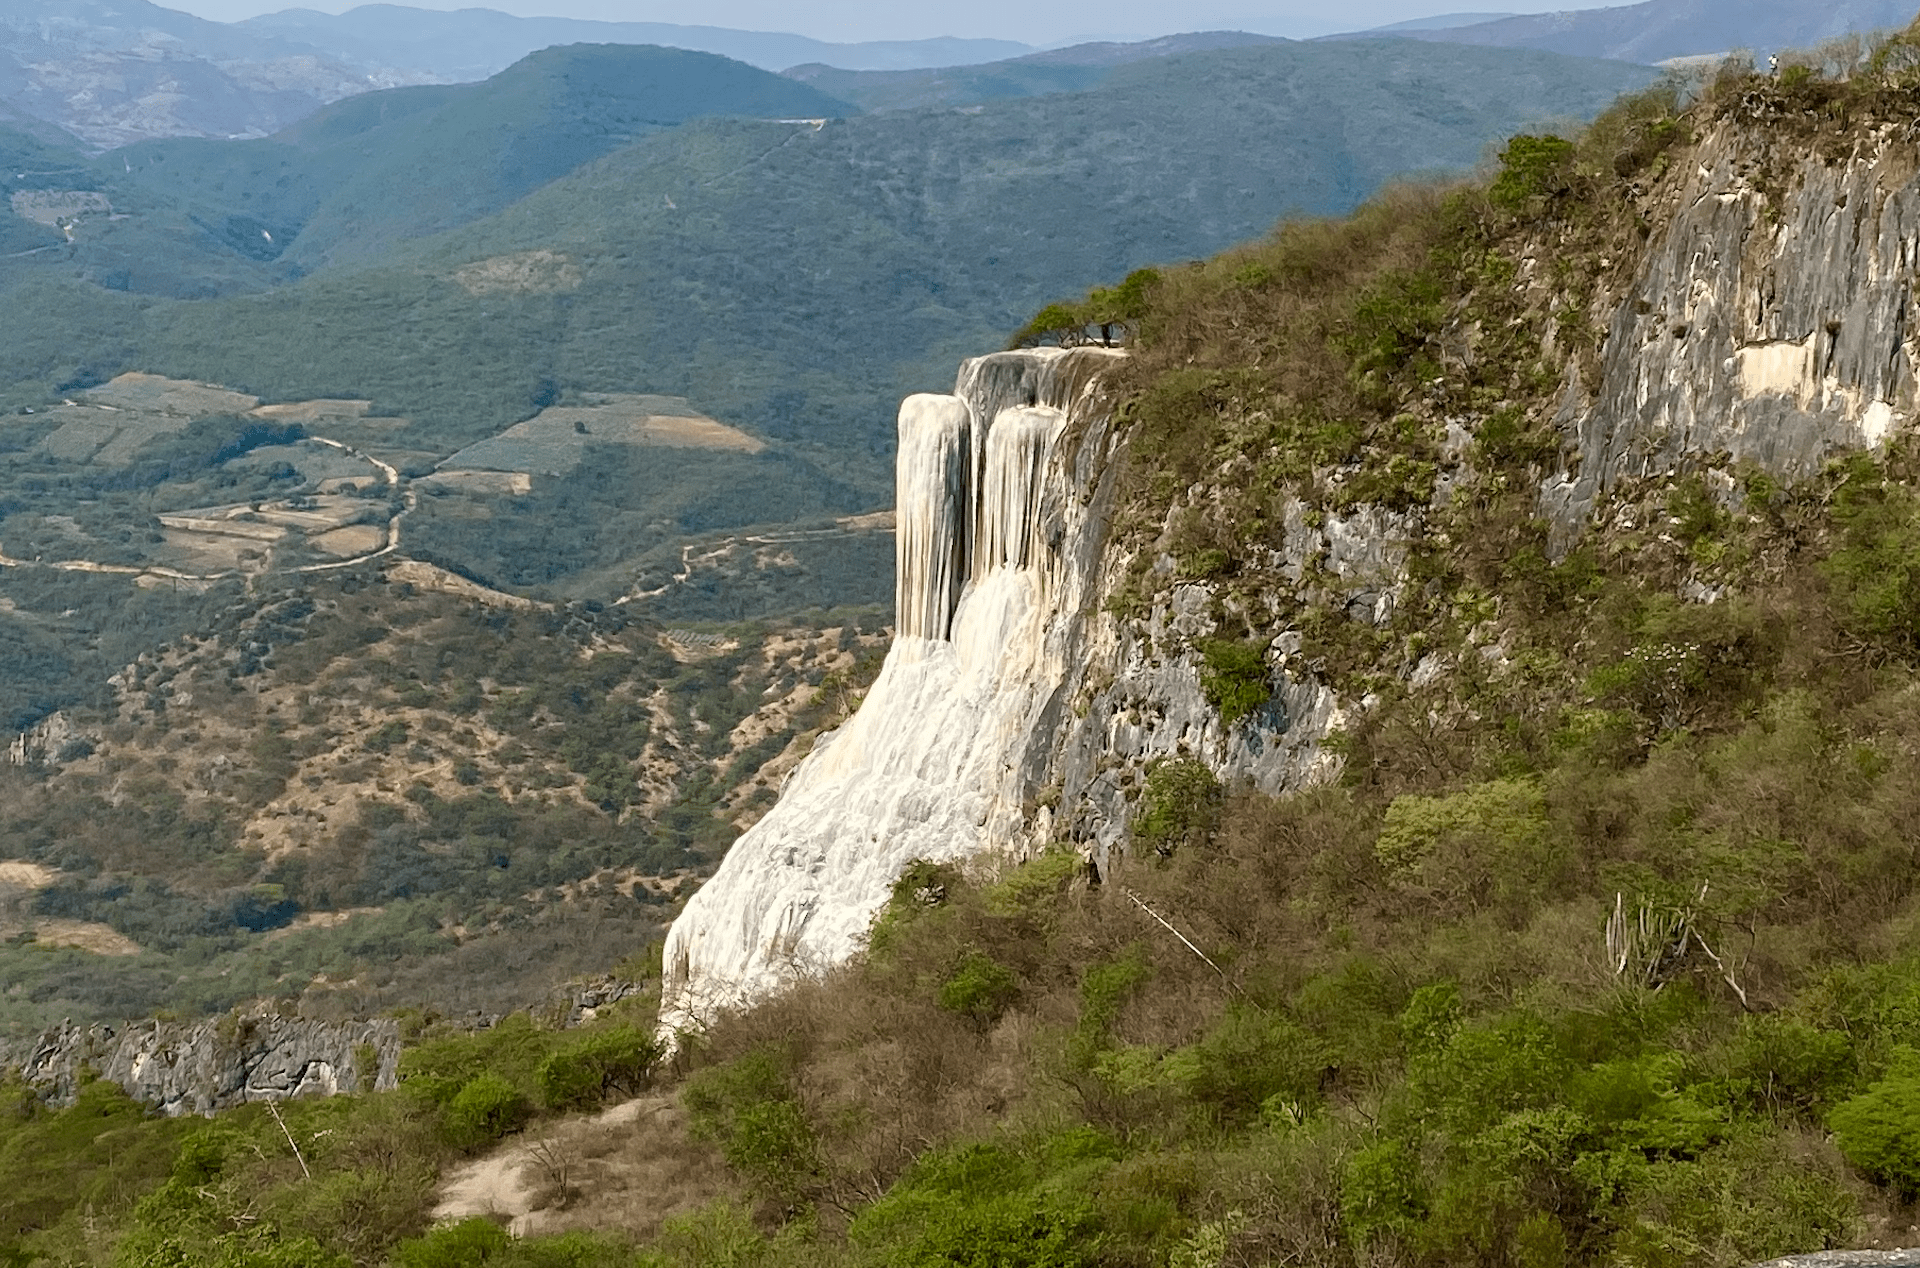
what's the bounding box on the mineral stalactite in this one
[657,348,1120,1036]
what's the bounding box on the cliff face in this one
[1546,118,1920,540]
[659,349,1126,1033]
[658,348,1356,1033]
[660,111,1920,1035]
[4,1010,399,1116]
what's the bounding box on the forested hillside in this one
[0,564,887,1032]
[0,39,1654,535]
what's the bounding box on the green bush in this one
[1489,134,1577,210]
[1163,1006,1329,1127]
[1198,638,1270,726]
[867,859,964,958]
[1131,758,1221,855]
[1830,1047,1920,1194]
[391,1218,512,1268]
[1069,950,1153,1070]
[849,1135,1114,1268]
[399,1014,556,1108]
[1822,454,1920,661]
[1341,1139,1423,1246]
[444,1073,532,1150]
[536,1024,663,1111]
[937,951,1020,1028]
[684,1045,821,1207]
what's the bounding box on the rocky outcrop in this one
[2,1008,398,1116]
[660,117,1920,1036]
[8,710,94,766]
[1545,119,1920,541]
[658,348,1352,1034]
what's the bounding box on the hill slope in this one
[79,43,857,274]
[22,42,1920,1268]
[0,40,1654,603]
[783,31,1286,113]
[240,5,1032,79]
[1395,0,1920,62]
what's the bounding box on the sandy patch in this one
[31,919,142,956]
[453,250,582,296]
[433,1094,728,1239]
[0,861,58,889]
[250,399,372,424]
[312,525,386,557]
[417,471,532,496]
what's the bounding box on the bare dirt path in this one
[430,1092,728,1239]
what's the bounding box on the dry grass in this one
[435,1093,738,1239]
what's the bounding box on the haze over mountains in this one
[11,0,1920,147]
[1361,0,1920,62]
[0,0,1027,145]
[0,38,1654,580]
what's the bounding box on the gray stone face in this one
[1546,121,1920,543]
[1751,1253,1920,1267]
[2,1009,399,1116]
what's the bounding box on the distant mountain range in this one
[11,0,1920,149]
[0,37,1655,603]
[786,30,1287,113]
[0,0,1027,146]
[238,6,1030,81]
[1352,0,1920,63]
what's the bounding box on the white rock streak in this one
[894,393,970,641]
[658,349,1118,1037]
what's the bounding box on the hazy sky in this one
[172,0,1620,45]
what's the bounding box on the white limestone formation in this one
[658,348,1120,1036]
[657,344,1352,1037]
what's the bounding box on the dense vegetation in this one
[0,1002,689,1266]
[0,41,1652,474]
[0,568,887,1032]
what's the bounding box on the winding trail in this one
[618,519,891,604]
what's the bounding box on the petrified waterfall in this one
[658,347,1120,1035]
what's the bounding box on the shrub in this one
[849,1136,1113,1268]
[1342,1139,1423,1245]
[1069,949,1153,1069]
[1131,758,1221,855]
[391,1218,512,1268]
[1164,1006,1330,1127]
[1374,777,1555,918]
[536,1024,663,1111]
[399,1014,559,1109]
[1489,135,1577,210]
[684,1045,821,1207]
[1822,454,1920,661]
[1829,1047,1920,1195]
[444,1073,532,1150]
[867,858,962,958]
[937,951,1020,1028]
[1609,1131,1858,1266]
[1198,638,1270,726]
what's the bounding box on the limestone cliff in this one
[1545,116,1920,539]
[660,100,1920,1036]
[3,1010,399,1116]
